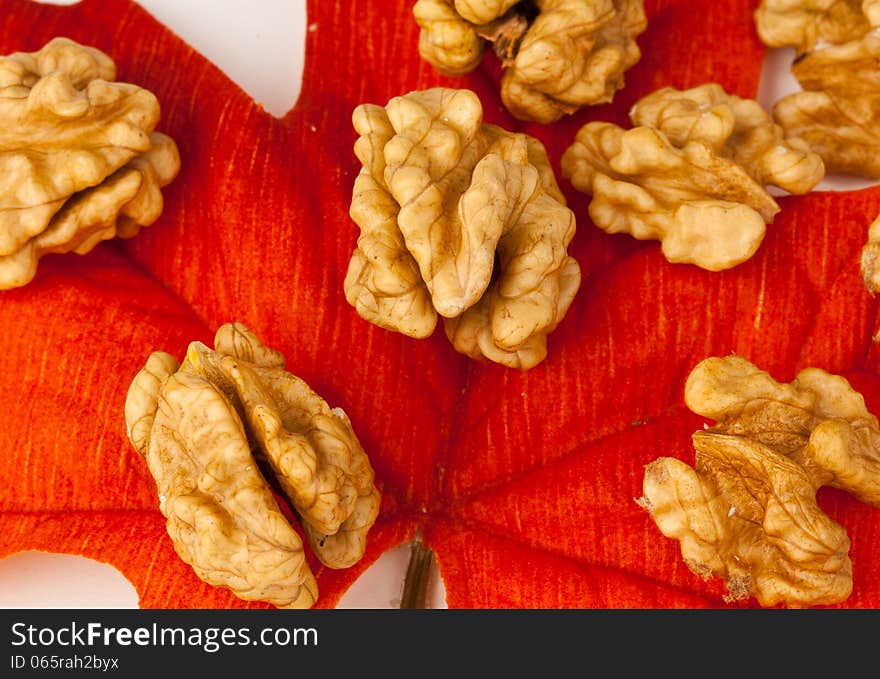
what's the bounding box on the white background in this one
[2,0,876,610]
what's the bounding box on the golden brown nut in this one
[638,355,880,608]
[860,213,880,293]
[413,0,491,76]
[755,0,880,178]
[631,84,825,195]
[774,32,880,177]
[124,323,381,609]
[344,87,581,370]
[561,84,824,271]
[0,37,180,290]
[413,0,647,123]
[754,0,879,53]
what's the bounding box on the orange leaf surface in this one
[2,0,880,609]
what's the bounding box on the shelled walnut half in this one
[561,83,824,271]
[861,212,880,293]
[774,31,880,178]
[344,87,581,370]
[754,0,880,54]
[413,0,647,123]
[0,37,180,290]
[755,1,880,178]
[124,323,381,609]
[638,355,880,608]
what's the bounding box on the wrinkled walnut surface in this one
[345,87,581,370]
[774,30,880,178]
[639,355,880,608]
[754,0,880,52]
[861,212,880,293]
[561,84,824,271]
[0,37,180,290]
[124,323,381,609]
[413,0,647,123]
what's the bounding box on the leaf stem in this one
[400,532,435,609]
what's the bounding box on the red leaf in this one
[1,0,879,609]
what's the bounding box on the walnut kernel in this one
[345,87,581,370]
[561,84,824,271]
[413,0,648,123]
[773,31,880,178]
[124,323,381,609]
[754,0,879,53]
[861,212,880,293]
[639,355,880,608]
[0,37,180,290]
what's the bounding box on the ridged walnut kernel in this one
[754,1,880,178]
[124,323,381,609]
[561,83,824,271]
[754,0,880,53]
[639,355,880,608]
[774,30,880,178]
[0,37,180,289]
[413,0,647,123]
[344,87,581,370]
